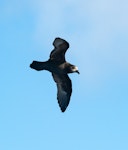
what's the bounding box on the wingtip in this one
[58,103,67,112]
[53,37,69,49]
[61,108,66,112]
[60,106,67,112]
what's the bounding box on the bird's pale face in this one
[71,66,80,74]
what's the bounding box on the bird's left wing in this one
[52,73,72,112]
[49,38,69,63]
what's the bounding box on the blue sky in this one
[0,0,128,150]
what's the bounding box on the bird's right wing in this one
[49,38,69,63]
[52,73,72,112]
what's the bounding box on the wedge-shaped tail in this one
[30,61,47,71]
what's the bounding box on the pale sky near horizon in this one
[0,0,128,150]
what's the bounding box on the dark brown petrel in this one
[30,37,79,112]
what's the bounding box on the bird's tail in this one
[30,61,47,71]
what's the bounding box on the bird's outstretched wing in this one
[50,38,69,63]
[52,73,72,112]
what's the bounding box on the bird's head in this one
[70,66,80,74]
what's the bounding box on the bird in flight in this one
[30,37,79,112]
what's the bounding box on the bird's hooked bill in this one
[73,66,80,74]
[76,70,80,74]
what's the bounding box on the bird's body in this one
[30,38,79,112]
[31,60,75,74]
